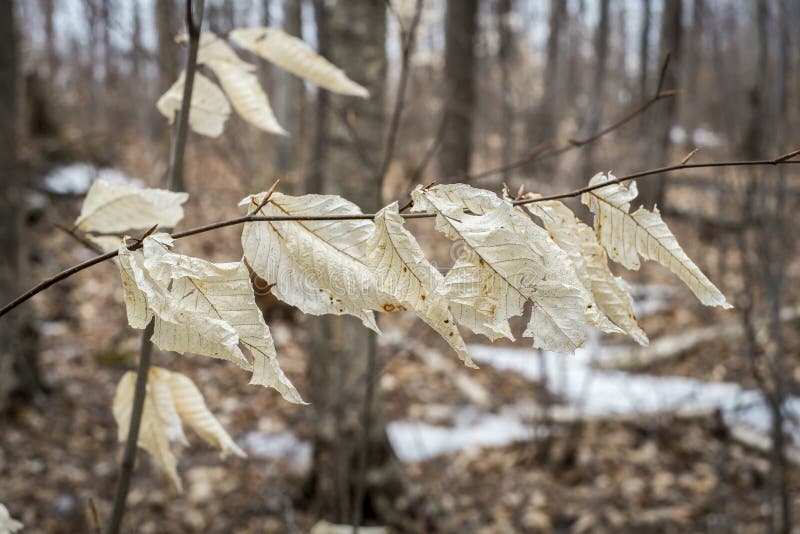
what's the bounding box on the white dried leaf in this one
[117,235,303,403]
[165,370,246,459]
[368,202,475,367]
[190,31,287,135]
[113,367,245,492]
[195,32,253,67]
[156,71,231,137]
[113,371,182,491]
[412,185,592,353]
[205,59,287,135]
[241,192,398,332]
[0,504,23,534]
[582,173,731,308]
[230,27,369,97]
[528,198,649,345]
[74,180,188,233]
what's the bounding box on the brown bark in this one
[273,0,304,192]
[156,0,178,92]
[495,0,514,180]
[534,0,567,146]
[439,0,478,180]
[580,0,610,181]
[0,0,45,413]
[638,0,651,102]
[640,0,683,207]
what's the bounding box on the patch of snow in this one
[240,430,311,471]
[43,163,143,194]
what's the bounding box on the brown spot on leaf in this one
[383,304,396,312]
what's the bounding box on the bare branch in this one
[467,54,677,183]
[1,155,798,320]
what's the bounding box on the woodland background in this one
[1,0,800,532]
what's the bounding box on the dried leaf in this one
[241,192,398,332]
[582,173,731,308]
[117,234,303,403]
[527,198,649,345]
[193,32,287,135]
[230,27,369,97]
[74,180,188,233]
[113,371,182,491]
[165,370,246,459]
[368,202,475,367]
[0,504,23,534]
[112,367,246,492]
[156,71,231,138]
[412,185,592,353]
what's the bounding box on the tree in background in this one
[307,0,417,525]
[0,0,45,413]
[440,0,478,180]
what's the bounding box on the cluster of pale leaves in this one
[156,28,368,137]
[76,169,730,488]
[0,504,23,534]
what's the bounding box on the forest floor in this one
[2,155,800,533]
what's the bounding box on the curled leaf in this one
[527,198,648,345]
[156,71,231,137]
[369,202,474,367]
[241,192,398,332]
[582,173,731,309]
[117,234,303,403]
[230,27,370,97]
[112,367,246,492]
[412,185,592,353]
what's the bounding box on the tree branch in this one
[1,155,798,321]
[466,54,676,183]
[103,320,154,534]
[104,2,204,533]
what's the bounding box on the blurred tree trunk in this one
[41,0,56,78]
[439,0,478,180]
[0,0,45,413]
[683,0,703,150]
[307,0,414,526]
[273,0,304,192]
[306,0,329,195]
[533,0,566,148]
[156,0,178,92]
[638,0,651,103]
[495,0,513,180]
[580,0,610,181]
[640,0,682,207]
[131,0,143,82]
[101,0,114,90]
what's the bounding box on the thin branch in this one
[1,155,798,321]
[103,320,154,534]
[408,109,449,183]
[166,0,205,192]
[105,2,204,533]
[467,53,676,183]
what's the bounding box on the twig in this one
[104,320,155,534]
[1,155,798,320]
[468,53,676,183]
[252,179,281,214]
[409,110,449,183]
[55,223,104,255]
[166,0,205,193]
